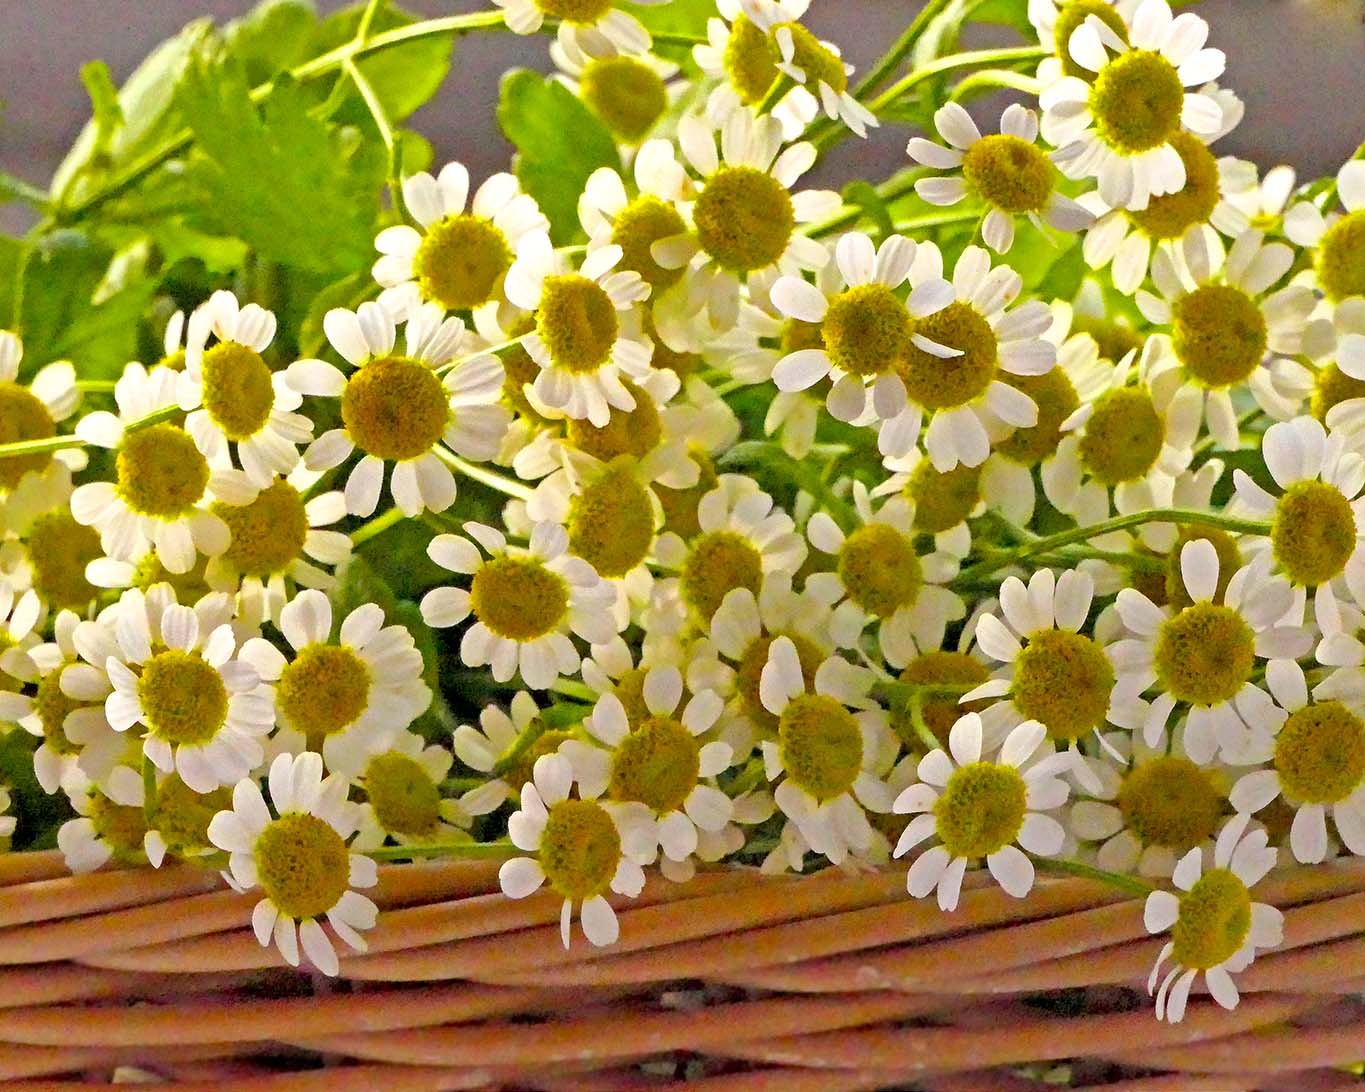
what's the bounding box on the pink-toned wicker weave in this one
[0,850,1362,1091]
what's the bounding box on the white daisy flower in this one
[804,482,965,666]
[291,300,510,517]
[652,111,840,332]
[1112,539,1310,764]
[373,162,549,318]
[180,290,313,488]
[57,765,150,873]
[893,713,1071,910]
[451,689,556,811]
[769,231,959,457]
[103,588,272,792]
[1026,0,1139,86]
[1144,813,1282,1022]
[1230,658,1365,864]
[0,329,82,496]
[499,752,648,948]
[1220,161,1299,237]
[1281,159,1365,304]
[552,42,682,146]
[421,520,619,689]
[71,362,233,574]
[758,637,896,865]
[495,0,662,59]
[1042,0,1230,211]
[909,103,1094,253]
[238,589,431,773]
[208,751,379,976]
[1139,230,1316,451]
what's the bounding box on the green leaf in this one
[965,0,1031,34]
[497,70,619,246]
[841,181,895,243]
[620,0,712,61]
[225,0,318,83]
[298,270,376,357]
[79,61,125,167]
[176,50,385,274]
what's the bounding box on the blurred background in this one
[2,0,1365,235]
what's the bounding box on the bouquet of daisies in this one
[0,0,1362,1028]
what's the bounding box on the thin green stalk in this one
[803,172,924,239]
[437,450,534,501]
[0,434,89,461]
[949,68,1042,101]
[366,839,518,861]
[489,717,551,778]
[848,0,955,104]
[350,506,404,546]
[346,0,408,223]
[955,508,1273,585]
[75,379,117,393]
[865,46,1048,115]
[1029,855,1156,898]
[756,73,795,115]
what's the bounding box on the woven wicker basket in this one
[2,849,1362,1091]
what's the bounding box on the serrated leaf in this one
[225,0,318,82]
[620,0,712,61]
[497,70,619,246]
[177,51,385,274]
[966,0,1032,34]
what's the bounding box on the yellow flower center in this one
[88,792,150,860]
[736,630,823,732]
[693,165,795,274]
[341,356,450,462]
[609,196,688,291]
[962,134,1054,214]
[781,317,826,356]
[35,667,83,756]
[365,752,443,837]
[580,57,669,145]
[26,510,101,610]
[1311,363,1365,424]
[214,480,310,577]
[1089,49,1185,156]
[277,644,372,742]
[778,692,863,802]
[1072,313,1144,363]
[1053,0,1129,79]
[681,529,764,620]
[1271,479,1357,587]
[821,283,914,378]
[567,461,656,578]
[470,556,570,641]
[1078,385,1165,484]
[1274,700,1365,805]
[899,301,998,410]
[1127,133,1221,241]
[995,367,1081,466]
[1118,755,1225,850]
[838,522,922,618]
[1012,628,1114,742]
[1171,867,1252,971]
[1154,602,1256,706]
[539,798,621,900]
[1172,284,1268,389]
[723,16,780,103]
[158,349,187,372]
[200,341,274,441]
[0,381,55,491]
[502,725,574,793]
[534,0,612,22]
[137,650,228,746]
[1317,210,1365,304]
[536,273,620,374]
[255,813,351,920]
[908,460,982,533]
[935,761,1028,859]
[781,22,847,92]
[133,554,211,603]
[566,378,661,461]
[116,424,210,519]
[414,213,513,312]
[897,651,991,749]
[1164,526,1240,608]
[150,776,231,857]
[500,316,545,421]
[608,714,701,814]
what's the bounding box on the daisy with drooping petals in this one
[1281,159,1365,304]
[653,111,840,332]
[452,690,560,811]
[499,753,648,948]
[769,231,960,457]
[1112,539,1308,764]
[209,751,379,976]
[1144,813,1282,1022]
[757,637,896,865]
[503,233,653,428]
[103,590,272,793]
[180,290,313,488]
[909,103,1093,253]
[71,362,231,574]
[0,329,83,498]
[291,300,510,517]
[1041,0,1230,211]
[893,713,1071,910]
[373,162,549,318]
[58,767,150,873]
[1232,415,1365,624]
[803,482,965,666]
[563,665,735,879]
[1139,230,1315,452]
[494,0,662,60]
[421,520,619,689]
[239,590,430,772]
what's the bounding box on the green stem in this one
[550,678,594,702]
[0,434,89,461]
[346,57,407,221]
[350,506,404,546]
[75,379,117,393]
[848,0,955,104]
[437,450,534,501]
[366,839,518,861]
[949,68,1042,101]
[125,403,181,433]
[865,46,1048,115]
[756,73,795,115]
[490,717,551,778]
[1030,855,1156,898]
[804,172,924,239]
[955,508,1273,584]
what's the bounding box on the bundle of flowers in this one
[0,0,1362,1039]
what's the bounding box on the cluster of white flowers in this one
[1,0,1363,1024]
